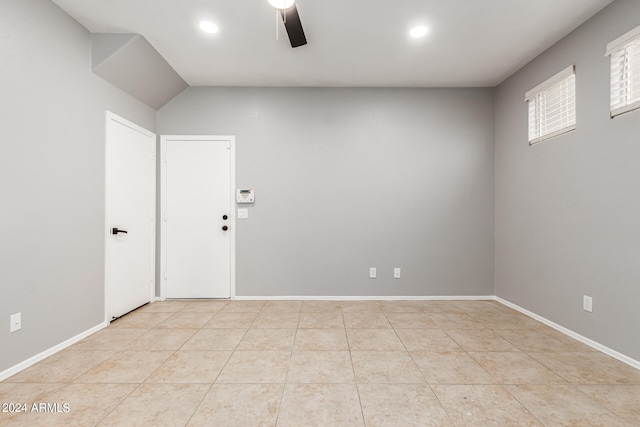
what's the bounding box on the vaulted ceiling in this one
[52,0,614,87]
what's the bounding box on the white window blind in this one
[525,66,576,145]
[606,25,640,118]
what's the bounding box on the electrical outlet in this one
[583,295,593,313]
[394,268,401,279]
[369,268,376,279]
[10,313,21,333]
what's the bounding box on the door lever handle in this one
[112,227,128,235]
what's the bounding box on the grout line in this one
[274,312,301,426]
[345,311,367,427]
[94,382,144,425]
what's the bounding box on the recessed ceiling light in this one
[199,21,219,34]
[268,0,295,9]
[410,25,429,38]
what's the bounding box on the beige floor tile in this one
[7,350,114,383]
[445,329,518,352]
[395,329,463,352]
[473,312,543,329]
[181,300,228,313]
[578,385,640,424]
[433,384,542,426]
[129,328,197,351]
[294,329,349,351]
[155,312,215,329]
[451,300,506,315]
[385,312,437,329]
[137,300,191,313]
[109,311,173,329]
[187,383,283,427]
[379,300,424,313]
[506,384,630,426]
[410,351,495,384]
[470,351,566,384]
[70,328,147,351]
[145,350,230,383]
[343,312,391,328]
[301,300,343,312]
[219,300,266,313]
[251,312,300,329]
[287,351,355,383]
[490,305,525,316]
[203,311,258,328]
[181,328,246,351]
[418,301,468,314]
[74,351,173,383]
[346,329,405,351]
[277,383,364,427]
[430,313,485,329]
[358,383,453,426]
[6,383,138,427]
[298,312,344,328]
[261,300,303,313]
[351,351,424,383]
[0,382,64,425]
[495,328,583,352]
[97,383,209,427]
[0,382,63,402]
[236,328,296,351]
[529,351,640,384]
[0,382,58,427]
[216,351,290,383]
[541,328,597,351]
[340,301,382,312]
[4,299,638,427]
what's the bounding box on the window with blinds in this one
[606,25,640,118]
[525,66,576,145]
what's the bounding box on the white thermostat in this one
[236,188,255,203]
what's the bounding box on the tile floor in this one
[1,299,640,426]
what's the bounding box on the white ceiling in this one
[52,0,614,87]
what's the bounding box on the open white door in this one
[105,112,156,320]
[161,136,235,299]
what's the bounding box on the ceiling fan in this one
[268,0,307,48]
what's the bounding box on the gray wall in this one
[0,0,156,373]
[158,87,495,297]
[495,0,640,361]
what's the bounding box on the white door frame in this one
[104,111,156,321]
[160,135,236,300]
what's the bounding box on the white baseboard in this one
[495,297,640,371]
[232,295,495,301]
[0,321,108,382]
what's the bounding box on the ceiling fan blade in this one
[280,4,307,48]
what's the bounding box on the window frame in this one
[525,65,576,145]
[606,25,640,118]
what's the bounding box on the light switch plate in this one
[238,209,248,219]
[394,268,401,279]
[369,268,376,279]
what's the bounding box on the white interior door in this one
[105,112,155,320]
[162,136,234,299]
